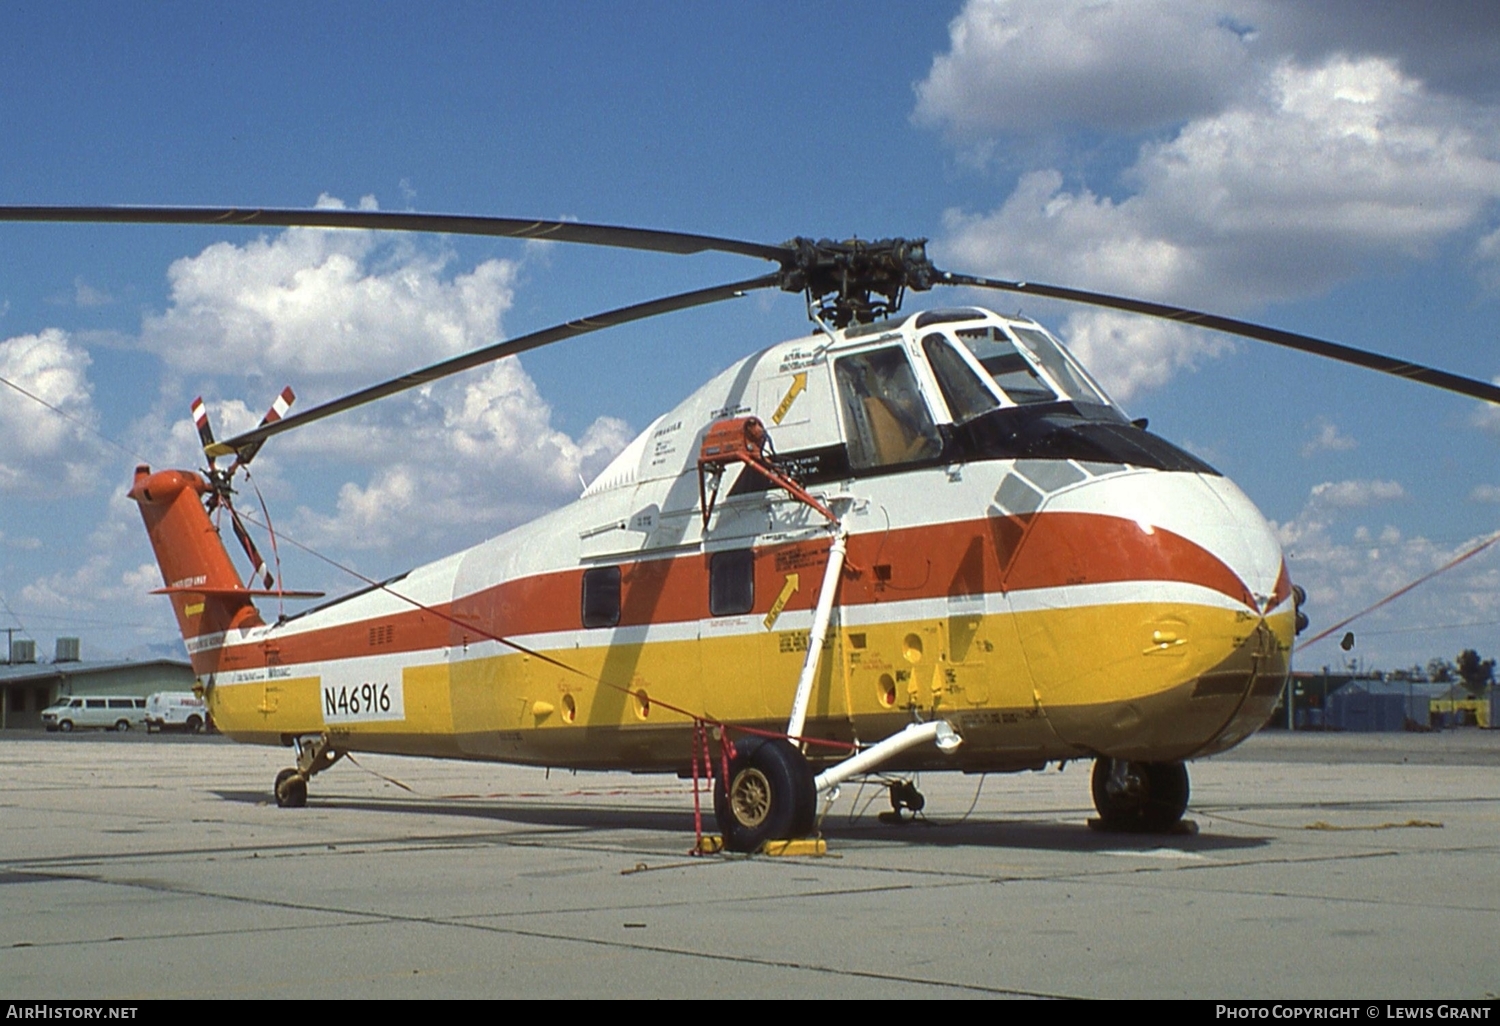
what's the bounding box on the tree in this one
[1427,657,1455,683]
[1455,649,1496,697]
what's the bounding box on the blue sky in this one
[1,1,1498,674]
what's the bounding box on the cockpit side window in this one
[834,346,943,470]
[955,327,1059,405]
[922,333,999,423]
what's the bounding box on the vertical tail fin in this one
[129,464,264,646]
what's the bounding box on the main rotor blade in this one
[0,205,791,263]
[218,273,782,456]
[943,272,1500,406]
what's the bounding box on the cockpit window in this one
[956,327,1059,405]
[1010,326,1108,405]
[923,334,999,423]
[834,346,943,470]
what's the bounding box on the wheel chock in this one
[760,838,828,857]
[694,834,726,855]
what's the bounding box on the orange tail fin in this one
[129,464,264,645]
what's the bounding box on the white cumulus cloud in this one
[1309,479,1406,509]
[0,329,103,494]
[1052,308,1231,404]
[140,199,518,390]
[915,0,1256,138]
[1301,418,1357,458]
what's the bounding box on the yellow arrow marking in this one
[763,573,800,630]
[770,372,807,426]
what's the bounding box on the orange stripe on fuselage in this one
[188,511,1256,675]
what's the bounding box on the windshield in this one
[1009,326,1108,405]
[923,334,1000,422]
[955,327,1059,405]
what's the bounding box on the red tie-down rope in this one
[1296,530,1500,652]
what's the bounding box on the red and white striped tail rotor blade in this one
[228,507,274,590]
[260,386,295,427]
[229,386,296,471]
[191,396,218,463]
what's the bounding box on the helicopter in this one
[5,205,1499,853]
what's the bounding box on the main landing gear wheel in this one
[272,734,342,808]
[1090,758,1189,832]
[713,737,816,853]
[274,768,308,808]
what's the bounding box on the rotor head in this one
[778,237,938,328]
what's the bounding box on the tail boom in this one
[129,464,264,646]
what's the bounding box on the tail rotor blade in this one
[228,506,274,590]
[229,386,296,471]
[191,396,218,464]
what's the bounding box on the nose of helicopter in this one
[995,464,1295,761]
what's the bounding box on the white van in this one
[145,692,208,733]
[41,696,147,732]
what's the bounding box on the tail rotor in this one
[191,388,298,593]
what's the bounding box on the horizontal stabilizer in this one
[151,586,325,598]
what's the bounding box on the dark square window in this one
[582,566,622,628]
[709,549,755,616]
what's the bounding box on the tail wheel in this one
[1090,758,1189,832]
[713,738,816,853]
[274,768,308,808]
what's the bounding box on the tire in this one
[274,768,308,808]
[115,720,130,732]
[59,720,74,733]
[1091,758,1189,832]
[713,738,816,853]
[185,716,203,734]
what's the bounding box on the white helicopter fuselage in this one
[135,305,1295,776]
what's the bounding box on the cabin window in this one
[709,548,755,616]
[923,334,1000,423]
[581,566,622,628]
[834,346,943,470]
[86,699,105,709]
[108,699,133,709]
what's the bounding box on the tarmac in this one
[1,727,1496,1000]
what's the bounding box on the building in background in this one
[1,637,195,730]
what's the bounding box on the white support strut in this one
[785,521,848,750]
[813,720,962,794]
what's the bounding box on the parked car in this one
[144,691,209,733]
[41,696,147,732]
